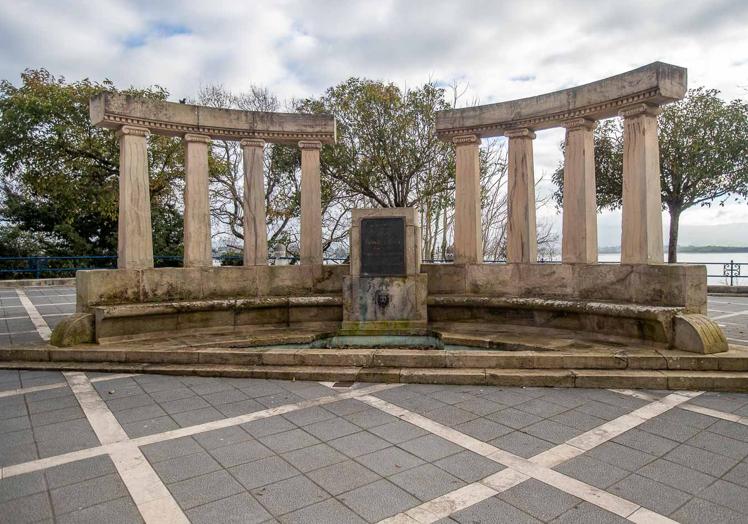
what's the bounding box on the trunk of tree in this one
[668,207,681,263]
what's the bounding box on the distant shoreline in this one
[599,246,748,254]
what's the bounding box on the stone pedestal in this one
[342,208,427,334]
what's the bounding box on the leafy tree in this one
[552,88,748,262]
[0,69,185,257]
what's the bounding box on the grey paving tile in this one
[169,469,244,510]
[49,473,128,515]
[477,389,536,406]
[0,471,46,504]
[188,379,236,396]
[343,407,399,429]
[637,458,718,494]
[453,396,505,416]
[390,462,465,502]
[356,446,425,477]
[498,478,580,522]
[250,475,329,516]
[398,434,463,462]
[193,426,252,450]
[241,415,296,438]
[148,387,195,403]
[724,461,748,488]
[429,388,481,405]
[574,400,630,421]
[424,405,479,427]
[686,430,748,460]
[671,497,747,524]
[324,398,370,417]
[709,419,748,443]
[105,393,154,412]
[612,428,679,456]
[515,398,569,418]
[159,396,210,415]
[389,394,450,415]
[698,478,748,515]
[302,416,361,441]
[45,455,116,489]
[584,441,657,471]
[0,442,38,467]
[30,406,87,428]
[229,456,300,490]
[337,478,420,522]
[255,391,304,409]
[121,415,179,438]
[638,417,703,443]
[0,400,28,421]
[554,455,630,489]
[452,496,542,524]
[489,431,555,458]
[171,406,224,427]
[367,419,428,444]
[282,406,335,427]
[152,451,222,483]
[26,394,78,414]
[216,398,265,417]
[434,449,505,482]
[209,439,275,468]
[0,415,30,434]
[551,502,628,524]
[140,436,201,464]
[200,387,249,406]
[609,473,691,515]
[56,496,143,524]
[485,407,543,429]
[307,460,381,495]
[281,443,348,473]
[664,443,740,477]
[550,408,607,432]
[186,492,270,524]
[688,392,748,413]
[523,419,584,444]
[328,431,391,457]
[280,497,366,524]
[0,492,54,523]
[258,428,321,453]
[113,404,167,424]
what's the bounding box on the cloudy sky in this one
[2,0,747,246]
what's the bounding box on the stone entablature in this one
[435,62,686,138]
[90,93,336,144]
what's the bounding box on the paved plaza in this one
[1,287,748,523]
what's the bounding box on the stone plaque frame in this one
[350,208,421,278]
[360,217,406,276]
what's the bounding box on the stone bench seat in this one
[90,295,343,343]
[427,295,726,353]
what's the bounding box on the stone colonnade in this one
[441,62,687,266]
[90,93,336,270]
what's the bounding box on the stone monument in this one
[341,208,428,334]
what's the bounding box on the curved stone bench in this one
[54,296,343,345]
[427,295,727,353]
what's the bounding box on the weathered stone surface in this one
[91,93,336,144]
[435,62,686,137]
[343,274,427,323]
[183,134,213,267]
[76,269,141,311]
[673,314,729,354]
[453,135,482,264]
[300,141,323,265]
[241,139,268,266]
[50,313,95,347]
[506,128,537,263]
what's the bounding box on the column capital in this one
[452,134,480,146]
[619,103,661,119]
[184,133,211,144]
[504,127,536,140]
[116,125,149,139]
[298,140,322,150]
[240,138,265,148]
[562,118,596,131]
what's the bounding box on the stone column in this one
[505,128,537,263]
[453,135,482,264]
[620,104,664,264]
[116,125,153,269]
[241,139,268,266]
[561,118,598,263]
[299,141,323,265]
[183,134,212,267]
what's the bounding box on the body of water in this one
[597,252,748,285]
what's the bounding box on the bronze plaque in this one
[360,217,406,276]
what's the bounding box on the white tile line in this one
[0,381,402,479]
[611,388,748,427]
[711,309,748,320]
[63,371,188,524]
[0,373,139,399]
[727,337,748,345]
[14,288,52,341]
[0,330,40,336]
[361,392,698,523]
[1,313,69,320]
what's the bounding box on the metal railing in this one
[0,255,744,285]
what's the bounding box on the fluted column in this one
[299,141,323,265]
[183,134,212,267]
[506,128,537,263]
[620,104,663,264]
[561,118,598,263]
[241,139,268,266]
[453,134,482,264]
[116,125,153,269]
